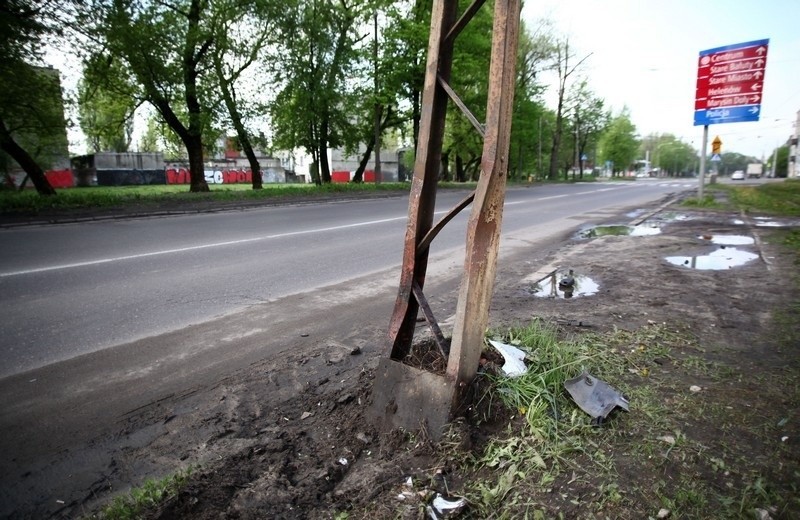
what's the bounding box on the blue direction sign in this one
[710,154,722,162]
[694,39,769,126]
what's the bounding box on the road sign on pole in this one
[694,39,769,126]
[712,136,722,155]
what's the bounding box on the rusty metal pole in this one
[372,0,522,439]
[447,0,521,395]
[387,0,457,360]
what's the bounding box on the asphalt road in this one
[0,179,692,378]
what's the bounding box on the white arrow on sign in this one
[755,58,765,67]
[751,83,762,91]
[754,71,763,79]
[750,95,761,103]
[749,106,760,114]
[756,46,767,55]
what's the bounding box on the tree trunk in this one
[212,39,263,189]
[352,135,375,183]
[352,105,393,183]
[185,133,208,192]
[0,117,56,196]
[215,61,262,189]
[548,106,563,180]
[243,136,263,189]
[455,154,465,182]
[183,0,211,193]
[440,150,450,181]
[318,117,331,183]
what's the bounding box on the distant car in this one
[731,171,745,181]
[636,172,649,178]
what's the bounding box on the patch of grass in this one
[0,182,415,214]
[682,193,727,209]
[449,320,799,519]
[721,179,800,216]
[93,467,193,519]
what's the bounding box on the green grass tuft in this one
[93,467,193,519]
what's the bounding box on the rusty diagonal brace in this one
[387,0,521,399]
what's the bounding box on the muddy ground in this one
[33,196,800,519]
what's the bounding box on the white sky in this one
[522,0,800,159]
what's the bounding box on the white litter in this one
[488,340,527,377]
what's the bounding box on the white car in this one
[731,171,745,181]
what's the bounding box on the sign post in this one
[694,39,769,197]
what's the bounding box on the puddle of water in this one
[698,234,754,246]
[580,224,662,238]
[732,217,799,228]
[665,247,759,270]
[528,271,599,299]
[581,225,631,238]
[625,209,646,218]
[630,224,662,236]
[657,212,692,222]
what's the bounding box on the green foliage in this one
[640,133,697,176]
[0,0,69,182]
[0,64,69,171]
[682,194,724,209]
[598,108,639,174]
[725,179,800,216]
[717,150,758,176]
[767,145,790,177]
[78,58,137,153]
[98,467,192,519]
[268,0,372,182]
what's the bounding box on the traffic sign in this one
[711,136,722,155]
[710,154,722,162]
[694,39,769,126]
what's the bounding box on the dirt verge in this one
[13,197,800,519]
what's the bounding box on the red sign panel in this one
[694,40,768,112]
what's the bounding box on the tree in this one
[509,21,556,180]
[0,0,70,195]
[718,151,756,176]
[77,58,137,153]
[208,0,282,190]
[566,80,609,179]
[80,0,219,192]
[598,109,638,176]
[379,0,430,158]
[268,0,370,185]
[768,145,789,177]
[547,37,591,180]
[138,116,161,153]
[640,133,698,177]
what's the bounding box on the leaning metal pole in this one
[374,0,521,438]
[387,0,458,360]
[447,0,520,397]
